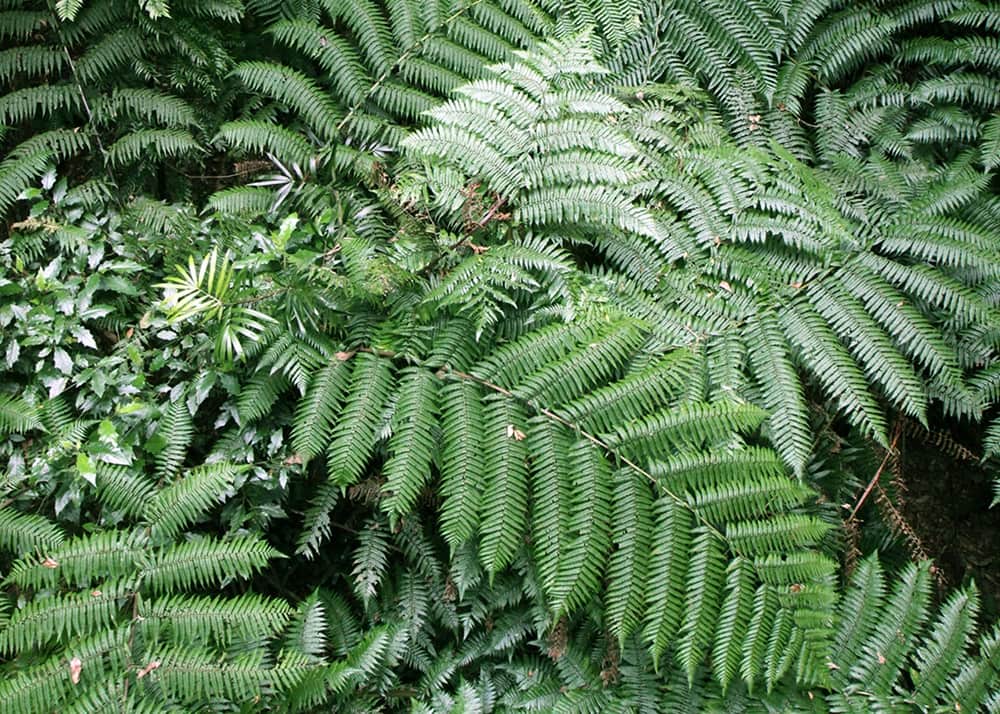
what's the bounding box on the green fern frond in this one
[381,367,440,522]
[232,62,341,140]
[5,529,144,590]
[0,10,47,42]
[711,557,756,692]
[0,85,80,125]
[511,319,645,407]
[0,507,65,554]
[0,581,128,655]
[268,19,372,106]
[911,587,979,707]
[780,300,889,444]
[144,463,246,540]
[152,396,194,482]
[438,380,485,550]
[642,498,692,667]
[0,46,65,83]
[848,560,932,693]
[605,400,768,460]
[6,129,91,163]
[478,397,529,576]
[527,417,574,595]
[207,186,277,215]
[0,625,130,714]
[676,529,727,683]
[325,353,395,487]
[95,463,156,517]
[605,469,652,645]
[546,440,612,618]
[148,646,308,703]
[215,120,316,167]
[237,372,291,424]
[74,29,144,83]
[140,535,278,593]
[94,89,199,128]
[283,591,327,658]
[0,151,51,216]
[0,395,42,436]
[141,591,293,646]
[556,349,697,433]
[106,129,202,166]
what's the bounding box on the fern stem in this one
[847,421,902,522]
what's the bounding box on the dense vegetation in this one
[1,0,999,710]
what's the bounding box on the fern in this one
[5,1,1000,711]
[0,394,43,436]
[381,366,439,522]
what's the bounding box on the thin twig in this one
[59,44,120,194]
[847,422,902,523]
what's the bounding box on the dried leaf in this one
[136,660,161,679]
[69,657,82,685]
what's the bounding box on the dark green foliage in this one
[2,0,1000,711]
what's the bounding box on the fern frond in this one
[144,463,246,540]
[283,591,327,658]
[325,353,395,487]
[6,128,91,163]
[0,581,127,655]
[141,592,292,646]
[605,469,653,645]
[712,557,756,693]
[556,349,696,433]
[153,396,194,482]
[94,89,199,128]
[746,314,811,477]
[95,463,156,517]
[0,46,65,84]
[215,120,316,167]
[0,625,129,714]
[546,440,612,618]
[0,507,65,554]
[0,151,50,216]
[478,397,529,576]
[780,300,889,444]
[848,561,932,693]
[605,400,767,461]
[0,395,42,436]
[676,529,727,683]
[0,85,80,125]
[911,587,979,708]
[381,367,440,522]
[438,380,485,550]
[237,372,291,424]
[5,529,143,590]
[106,129,202,166]
[232,62,341,140]
[527,417,573,595]
[268,19,371,106]
[140,536,278,593]
[149,646,307,703]
[642,498,692,667]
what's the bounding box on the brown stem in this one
[847,421,902,523]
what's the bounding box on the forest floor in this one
[897,432,1000,620]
